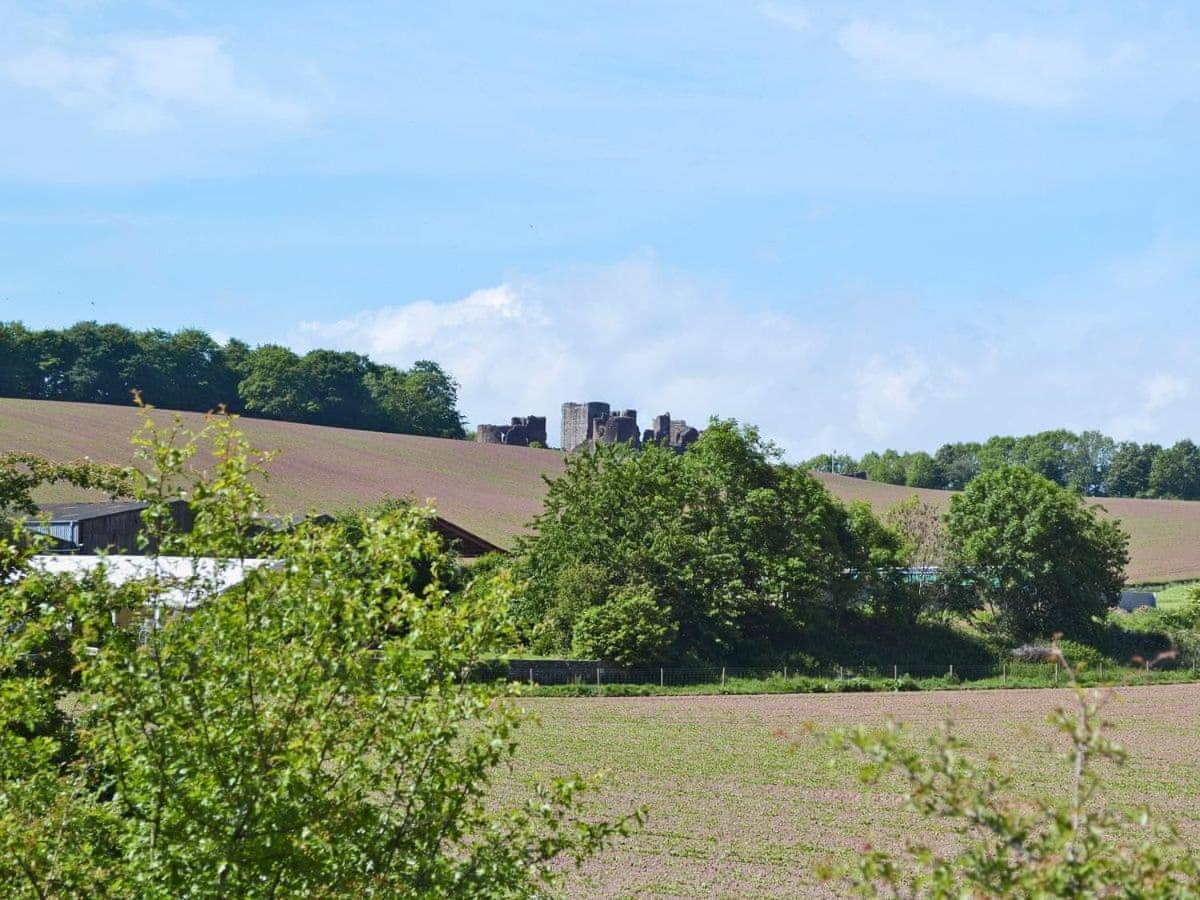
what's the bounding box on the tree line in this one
[508,420,1129,667]
[0,320,466,438]
[806,428,1200,500]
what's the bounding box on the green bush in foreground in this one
[818,646,1197,897]
[0,407,638,898]
[571,585,678,665]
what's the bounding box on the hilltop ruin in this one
[475,416,547,447]
[560,402,700,452]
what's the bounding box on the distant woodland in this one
[0,321,466,439]
[807,429,1200,501]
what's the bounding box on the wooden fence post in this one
[660,667,664,687]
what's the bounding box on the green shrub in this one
[0,407,638,897]
[1056,639,1105,668]
[837,676,877,693]
[571,585,678,666]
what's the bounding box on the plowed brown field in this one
[3,399,1198,580]
[0,398,563,549]
[503,685,1200,897]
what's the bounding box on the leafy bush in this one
[0,408,638,897]
[1056,638,1105,668]
[837,676,877,693]
[571,585,678,666]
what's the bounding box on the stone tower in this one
[560,401,610,452]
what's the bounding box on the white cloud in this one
[297,257,833,456]
[835,19,1091,108]
[1145,372,1189,411]
[855,357,929,440]
[294,247,1200,459]
[4,34,306,134]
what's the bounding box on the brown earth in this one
[0,398,563,549]
[3,398,1199,580]
[505,684,1200,898]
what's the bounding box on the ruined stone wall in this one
[476,415,549,447]
[561,401,610,452]
[562,401,702,452]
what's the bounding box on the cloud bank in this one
[296,252,1198,458]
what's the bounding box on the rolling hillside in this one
[810,471,1200,585]
[0,399,563,550]
[3,399,1199,582]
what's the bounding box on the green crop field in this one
[3,398,1200,582]
[498,685,1200,898]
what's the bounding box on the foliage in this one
[0,407,637,897]
[819,647,1197,897]
[884,495,949,619]
[806,428,1200,499]
[0,451,132,518]
[514,420,893,663]
[571,585,678,665]
[945,466,1129,642]
[1149,439,1200,500]
[0,319,466,439]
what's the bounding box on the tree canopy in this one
[0,320,466,439]
[807,428,1200,500]
[944,466,1129,642]
[513,420,909,664]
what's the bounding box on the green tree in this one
[903,451,940,488]
[1104,440,1156,497]
[366,360,467,439]
[571,585,678,665]
[298,349,375,427]
[58,320,141,403]
[1148,439,1200,500]
[0,321,468,440]
[885,495,949,618]
[237,343,310,420]
[1064,430,1114,496]
[945,466,1128,642]
[0,408,638,897]
[0,322,41,398]
[861,450,907,485]
[517,420,878,662]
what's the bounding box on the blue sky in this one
[1,1,1198,456]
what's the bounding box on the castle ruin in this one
[476,415,547,447]
[560,402,700,453]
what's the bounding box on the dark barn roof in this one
[430,516,505,558]
[35,501,151,521]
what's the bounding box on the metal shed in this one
[26,500,194,554]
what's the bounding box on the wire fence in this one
[510,660,1194,688]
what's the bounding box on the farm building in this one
[25,500,501,559]
[430,516,505,558]
[1117,590,1157,612]
[27,555,278,612]
[26,500,194,554]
